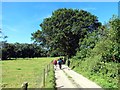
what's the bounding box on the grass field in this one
[2,57,55,88]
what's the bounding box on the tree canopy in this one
[31,8,101,57]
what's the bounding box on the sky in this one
[2,2,118,44]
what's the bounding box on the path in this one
[54,65,77,88]
[55,65,103,89]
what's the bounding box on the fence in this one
[21,62,53,90]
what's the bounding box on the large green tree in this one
[31,8,101,57]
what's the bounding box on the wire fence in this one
[21,62,53,90]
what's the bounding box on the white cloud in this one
[83,7,96,11]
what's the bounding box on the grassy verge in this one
[44,64,56,89]
[2,57,55,88]
[71,55,119,88]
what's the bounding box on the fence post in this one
[43,68,45,87]
[49,63,50,71]
[47,64,49,72]
[46,65,48,75]
[21,82,28,90]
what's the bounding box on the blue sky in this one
[2,2,118,43]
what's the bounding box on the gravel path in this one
[54,64,103,89]
[54,65,77,88]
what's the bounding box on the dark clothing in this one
[67,60,70,67]
[59,64,62,69]
[58,59,62,69]
[58,59,62,65]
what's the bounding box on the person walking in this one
[67,59,70,67]
[53,59,57,67]
[58,58,63,69]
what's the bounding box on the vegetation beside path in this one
[71,55,118,88]
[44,64,56,89]
[70,16,119,88]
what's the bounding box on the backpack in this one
[58,60,62,64]
[54,60,57,65]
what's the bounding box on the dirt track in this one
[54,65,103,89]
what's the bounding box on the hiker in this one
[53,59,57,67]
[58,58,63,69]
[67,59,70,67]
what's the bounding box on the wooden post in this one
[46,65,48,75]
[49,63,50,72]
[21,82,28,90]
[43,68,45,87]
[48,64,49,71]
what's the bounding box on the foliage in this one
[92,16,120,63]
[2,43,47,60]
[0,29,8,59]
[2,43,15,59]
[75,29,101,60]
[71,16,120,88]
[71,55,118,88]
[31,8,101,58]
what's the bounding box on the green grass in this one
[71,55,119,88]
[2,57,55,88]
[44,65,56,89]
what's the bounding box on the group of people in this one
[52,57,70,69]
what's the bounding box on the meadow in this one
[2,57,55,88]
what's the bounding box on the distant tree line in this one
[1,42,48,60]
